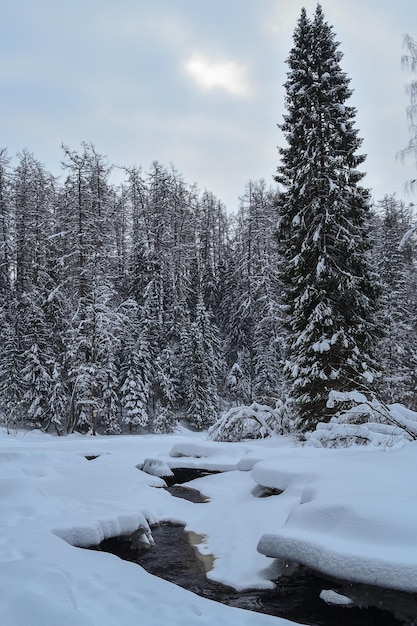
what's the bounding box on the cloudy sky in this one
[1,0,417,212]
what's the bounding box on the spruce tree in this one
[183,296,223,429]
[276,5,380,430]
[374,196,417,406]
[20,293,55,429]
[0,306,24,427]
[119,324,151,431]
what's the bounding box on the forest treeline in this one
[0,144,415,435]
[0,144,283,434]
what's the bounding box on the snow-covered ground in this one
[1,423,417,625]
[254,444,417,592]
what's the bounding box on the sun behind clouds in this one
[185,53,251,97]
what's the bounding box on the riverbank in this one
[0,426,416,625]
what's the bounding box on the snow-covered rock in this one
[319,589,353,606]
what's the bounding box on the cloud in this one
[185,54,251,97]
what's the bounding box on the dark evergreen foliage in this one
[374,197,417,406]
[276,6,380,430]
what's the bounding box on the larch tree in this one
[222,180,283,406]
[0,149,12,299]
[6,152,60,430]
[276,5,380,431]
[60,144,122,434]
[400,34,417,189]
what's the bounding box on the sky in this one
[1,0,417,213]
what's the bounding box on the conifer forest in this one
[1,5,417,438]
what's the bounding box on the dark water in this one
[163,467,219,487]
[95,524,410,626]
[164,483,209,503]
[90,467,416,626]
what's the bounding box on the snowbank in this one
[0,429,291,626]
[255,443,417,592]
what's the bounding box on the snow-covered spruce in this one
[275,6,380,431]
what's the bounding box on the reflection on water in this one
[89,467,414,625]
[187,530,215,573]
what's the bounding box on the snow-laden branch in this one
[208,402,284,442]
[398,219,417,251]
[308,390,417,448]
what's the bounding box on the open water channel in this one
[91,468,416,626]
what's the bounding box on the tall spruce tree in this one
[276,5,380,430]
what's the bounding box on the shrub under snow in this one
[307,391,417,448]
[208,402,285,442]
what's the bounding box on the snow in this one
[312,338,330,352]
[0,428,289,626]
[320,589,353,606]
[309,393,417,448]
[326,389,368,407]
[333,103,345,114]
[398,220,417,250]
[255,443,417,592]
[315,258,326,279]
[2,423,417,624]
[208,402,284,441]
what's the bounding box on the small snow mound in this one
[320,589,353,606]
[141,458,174,478]
[54,512,151,547]
[170,442,218,458]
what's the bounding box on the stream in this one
[91,468,415,626]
